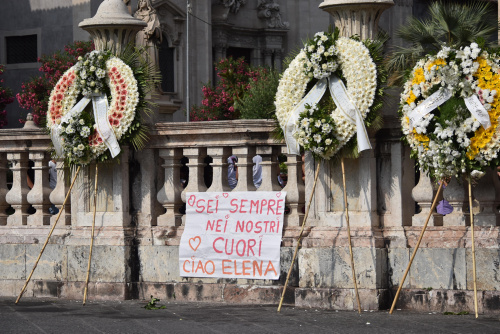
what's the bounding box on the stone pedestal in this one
[319,0,395,39]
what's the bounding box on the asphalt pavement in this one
[1,298,500,334]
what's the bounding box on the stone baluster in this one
[442,176,467,226]
[473,169,498,226]
[5,152,30,225]
[256,146,281,192]
[206,147,232,193]
[157,148,183,227]
[49,159,72,226]
[181,148,208,224]
[232,146,257,192]
[27,152,51,226]
[0,152,9,225]
[282,148,305,227]
[411,169,437,226]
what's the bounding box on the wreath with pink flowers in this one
[47,48,158,166]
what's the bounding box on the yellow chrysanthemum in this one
[412,67,425,85]
[427,58,446,71]
[406,91,417,105]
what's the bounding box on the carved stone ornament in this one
[257,0,289,29]
[219,0,247,14]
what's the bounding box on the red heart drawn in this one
[187,195,196,207]
[223,193,229,198]
[225,215,230,219]
[276,192,281,198]
[189,236,201,251]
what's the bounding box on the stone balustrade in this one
[1,119,500,312]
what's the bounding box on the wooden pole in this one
[16,166,82,304]
[278,159,321,312]
[341,158,361,314]
[389,181,443,314]
[83,164,99,306]
[468,177,478,318]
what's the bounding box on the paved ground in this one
[1,298,499,334]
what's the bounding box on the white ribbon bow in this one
[283,75,372,156]
[50,94,121,159]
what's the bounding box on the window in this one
[5,34,38,64]
[158,40,175,93]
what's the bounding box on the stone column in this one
[282,148,305,227]
[256,145,282,192]
[181,147,208,223]
[0,152,8,226]
[473,169,498,226]
[412,170,437,226]
[443,176,467,226]
[49,159,71,226]
[157,148,183,227]
[26,152,51,226]
[263,49,273,68]
[273,49,283,72]
[5,153,30,226]
[319,0,395,40]
[206,147,232,193]
[232,146,257,192]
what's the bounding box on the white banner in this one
[284,78,327,155]
[464,94,491,129]
[408,88,452,128]
[50,97,91,158]
[179,191,286,280]
[328,76,372,152]
[91,94,120,158]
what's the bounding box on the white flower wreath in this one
[275,33,377,159]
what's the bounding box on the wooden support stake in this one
[278,159,321,313]
[83,164,99,306]
[389,181,443,314]
[16,166,82,304]
[341,158,361,314]
[468,177,478,318]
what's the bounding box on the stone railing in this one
[0,120,305,230]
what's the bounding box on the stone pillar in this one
[274,49,283,71]
[206,147,232,193]
[157,148,183,227]
[319,0,395,40]
[256,146,282,192]
[232,146,257,192]
[282,148,305,227]
[49,159,71,226]
[26,152,51,226]
[473,169,498,227]
[0,152,8,226]
[411,170,437,226]
[263,49,273,68]
[181,147,208,224]
[79,0,146,54]
[443,176,467,226]
[5,153,30,226]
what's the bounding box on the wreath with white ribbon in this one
[47,50,140,165]
[275,30,380,159]
[400,43,500,180]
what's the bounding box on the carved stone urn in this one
[79,0,146,54]
[319,0,394,39]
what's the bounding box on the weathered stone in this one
[409,248,466,290]
[67,246,127,282]
[387,247,410,289]
[26,244,67,281]
[295,288,387,310]
[0,244,26,279]
[298,248,386,289]
[466,248,500,291]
